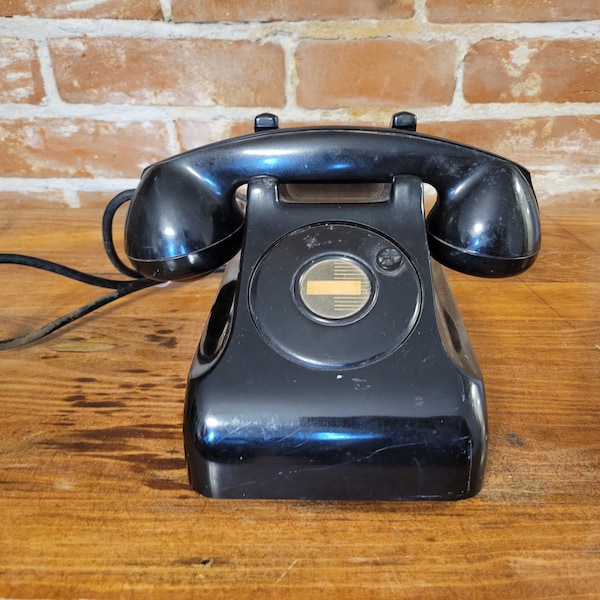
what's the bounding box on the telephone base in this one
[185,414,484,501]
[184,260,486,501]
[183,176,487,501]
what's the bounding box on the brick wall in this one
[0,0,599,207]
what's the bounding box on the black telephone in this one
[119,112,540,500]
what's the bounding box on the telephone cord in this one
[0,190,160,350]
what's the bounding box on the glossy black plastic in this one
[124,122,540,281]
[184,176,487,500]
[118,114,542,500]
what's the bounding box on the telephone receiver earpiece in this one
[124,115,540,280]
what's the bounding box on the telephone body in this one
[123,113,540,500]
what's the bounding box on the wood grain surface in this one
[0,202,598,599]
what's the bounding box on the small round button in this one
[376,247,404,272]
[298,257,372,320]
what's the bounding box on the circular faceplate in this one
[297,256,373,321]
[249,223,422,369]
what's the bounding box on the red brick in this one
[540,190,600,204]
[0,38,44,104]
[0,0,163,19]
[49,38,286,107]
[0,191,69,208]
[296,39,458,109]
[0,119,171,178]
[172,0,414,22]
[176,119,254,151]
[427,0,600,22]
[464,39,600,103]
[418,116,600,178]
[78,191,124,208]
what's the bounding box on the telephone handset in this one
[122,113,540,501]
[124,113,540,282]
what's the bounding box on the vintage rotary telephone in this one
[1,113,541,500]
[117,112,540,500]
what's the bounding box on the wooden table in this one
[1,201,598,598]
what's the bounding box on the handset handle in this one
[125,126,540,280]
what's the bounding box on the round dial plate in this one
[249,223,422,369]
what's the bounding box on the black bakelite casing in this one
[122,114,540,500]
[184,176,487,500]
